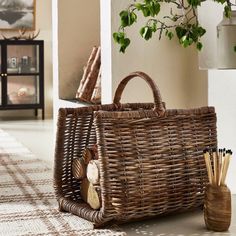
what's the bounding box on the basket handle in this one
[113,71,166,116]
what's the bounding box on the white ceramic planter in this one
[217,11,236,69]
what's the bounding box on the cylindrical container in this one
[217,11,236,69]
[204,185,231,232]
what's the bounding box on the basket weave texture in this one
[54,71,217,226]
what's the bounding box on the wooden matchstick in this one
[203,149,213,184]
[218,149,223,186]
[221,150,232,185]
[213,149,217,186]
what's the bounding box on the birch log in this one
[87,160,100,185]
[87,183,101,210]
[80,178,101,210]
[82,148,93,165]
[91,144,99,160]
[72,158,86,179]
[80,178,89,202]
[76,46,98,98]
[78,47,101,102]
[91,67,101,104]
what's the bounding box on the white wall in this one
[208,70,236,194]
[185,48,208,108]
[105,0,207,109]
[37,0,53,118]
[0,0,53,118]
[58,0,100,100]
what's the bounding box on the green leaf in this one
[130,12,137,23]
[151,22,157,32]
[120,11,129,27]
[141,7,151,17]
[119,10,136,27]
[196,42,203,51]
[197,26,206,37]
[180,36,189,48]
[148,2,160,17]
[113,32,120,43]
[119,38,131,53]
[167,31,174,40]
[189,30,198,42]
[145,28,153,40]
[144,0,152,4]
[180,35,187,43]
[224,5,231,18]
[153,2,161,15]
[140,26,153,40]
[179,35,194,48]
[134,3,143,10]
[113,32,125,44]
[183,41,189,48]
[188,37,193,45]
[123,38,131,47]
[175,27,187,39]
[216,0,226,3]
[120,45,126,53]
[188,25,206,43]
[140,27,146,37]
[187,0,201,7]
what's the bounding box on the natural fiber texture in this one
[54,71,217,226]
[0,129,125,236]
[204,185,231,232]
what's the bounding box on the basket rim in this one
[59,103,215,116]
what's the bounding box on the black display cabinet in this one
[0,40,44,119]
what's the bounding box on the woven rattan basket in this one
[54,71,217,227]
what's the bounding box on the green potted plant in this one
[113,0,235,53]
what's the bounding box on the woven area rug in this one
[0,129,126,236]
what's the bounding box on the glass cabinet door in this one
[0,45,2,105]
[7,76,40,105]
[0,44,2,74]
[0,77,2,105]
[7,45,39,74]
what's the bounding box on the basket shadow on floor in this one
[119,204,235,236]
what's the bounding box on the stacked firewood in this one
[76,46,101,104]
[72,145,101,210]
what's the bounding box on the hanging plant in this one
[113,0,234,53]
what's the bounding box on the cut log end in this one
[72,158,86,179]
[80,178,101,210]
[82,148,93,165]
[87,183,101,210]
[87,160,100,185]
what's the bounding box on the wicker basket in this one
[54,71,217,227]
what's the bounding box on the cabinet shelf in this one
[4,73,40,76]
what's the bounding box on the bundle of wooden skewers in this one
[203,148,233,186]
